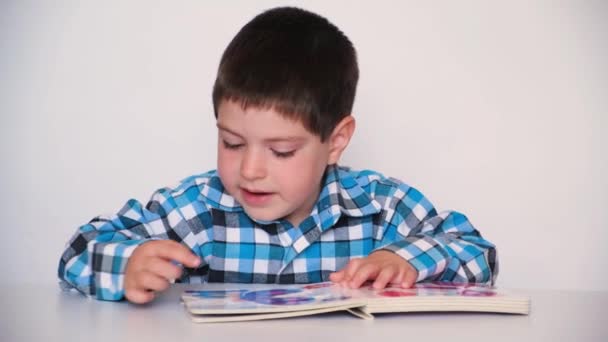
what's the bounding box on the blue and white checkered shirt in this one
[58,165,498,301]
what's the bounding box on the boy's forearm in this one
[59,239,149,300]
[57,193,181,300]
[380,235,498,284]
[379,210,498,285]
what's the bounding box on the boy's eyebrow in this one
[216,123,243,138]
[216,123,306,143]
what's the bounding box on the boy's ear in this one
[327,115,356,165]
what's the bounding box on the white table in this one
[1,284,606,342]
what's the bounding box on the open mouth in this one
[241,188,274,206]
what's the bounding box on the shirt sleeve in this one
[57,187,207,301]
[376,184,498,285]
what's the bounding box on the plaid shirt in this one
[58,165,498,301]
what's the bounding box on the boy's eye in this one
[272,149,295,158]
[222,140,244,150]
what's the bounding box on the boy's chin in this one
[242,208,284,224]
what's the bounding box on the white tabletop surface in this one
[1,283,606,342]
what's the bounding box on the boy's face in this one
[216,100,332,226]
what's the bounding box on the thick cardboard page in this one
[190,303,365,323]
[181,281,531,322]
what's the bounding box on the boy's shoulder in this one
[334,165,420,202]
[178,169,220,186]
[152,169,223,202]
[336,165,409,190]
[336,166,434,219]
[155,169,242,211]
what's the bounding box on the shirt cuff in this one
[90,240,149,301]
[379,235,450,283]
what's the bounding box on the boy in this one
[58,7,497,304]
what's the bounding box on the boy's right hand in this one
[124,240,201,304]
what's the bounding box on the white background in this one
[1,1,606,291]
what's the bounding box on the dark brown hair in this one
[212,7,358,141]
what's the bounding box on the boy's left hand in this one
[329,250,418,289]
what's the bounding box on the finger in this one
[401,269,418,288]
[341,258,363,284]
[139,272,171,292]
[372,266,398,289]
[144,257,184,281]
[349,264,380,289]
[329,270,345,282]
[388,269,406,286]
[125,287,155,304]
[150,240,201,268]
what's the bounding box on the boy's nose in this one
[240,150,267,180]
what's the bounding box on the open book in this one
[181,281,530,323]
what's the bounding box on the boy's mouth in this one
[240,188,274,206]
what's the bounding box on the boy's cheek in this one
[217,153,239,176]
[217,159,238,194]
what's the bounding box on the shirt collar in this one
[197,165,382,224]
[316,165,382,227]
